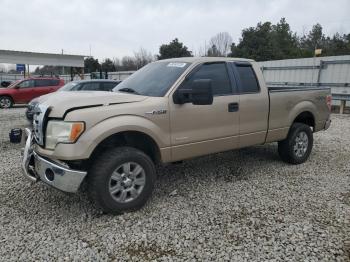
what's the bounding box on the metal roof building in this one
[0,50,85,67]
[258,55,350,102]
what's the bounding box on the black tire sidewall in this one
[286,123,313,164]
[0,96,13,109]
[88,147,156,213]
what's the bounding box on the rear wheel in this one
[0,96,13,109]
[88,147,156,214]
[278,123,313,164]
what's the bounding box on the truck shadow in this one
[155,143,281,198]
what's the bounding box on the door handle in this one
[228,102,239,112]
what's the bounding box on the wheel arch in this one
[292,111,315,130]
[89,130,162,165]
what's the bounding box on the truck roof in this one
[157,56,255,63]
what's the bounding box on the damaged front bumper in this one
[21,128,87,193]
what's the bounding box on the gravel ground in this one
[0,108,349,261]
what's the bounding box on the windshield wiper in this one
[118,87,140,95]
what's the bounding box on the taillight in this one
[326,95,332,111]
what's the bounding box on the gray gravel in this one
[0,108,349,261]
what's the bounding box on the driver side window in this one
[17,80,34,88]
[180,63,232,96]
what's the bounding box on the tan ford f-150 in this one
[18,57,332,213]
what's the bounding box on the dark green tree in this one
[228,18,350,61]
[158,38,192,60]
[300,23,325,56]
[271,18,300,59]
[316,33,350,56]
[230,22,275,61]
[84,57,100,73]
[101,58,116,72]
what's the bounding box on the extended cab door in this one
[169,62,240,161]
[229,62,269,147]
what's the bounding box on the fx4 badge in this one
[145,109,167,115]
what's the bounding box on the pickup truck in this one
[19,57,331,214]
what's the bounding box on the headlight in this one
[28,101,38,110]
[45,121,85,150]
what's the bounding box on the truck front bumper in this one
[21,128,87,193]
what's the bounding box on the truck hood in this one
[37,91,148,118]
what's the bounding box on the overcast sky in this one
[1,0,350,61]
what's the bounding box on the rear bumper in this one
[21,128,87,193]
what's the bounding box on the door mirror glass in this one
[174,79,213,105]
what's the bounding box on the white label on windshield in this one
[167,62,187,68]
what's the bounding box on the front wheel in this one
[88,147,156,214]
[0,96,13,109]
[278,123,313,164]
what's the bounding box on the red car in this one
[0,77,64,108]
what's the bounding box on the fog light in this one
[45,168,55,182]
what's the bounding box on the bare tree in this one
[207,45,221,57]
[121,56,137,71]
[113,57,121,71]
[133,47,153,69]
[209,32,233,57]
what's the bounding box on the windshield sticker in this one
[167,62,187,68]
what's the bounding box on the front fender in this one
[36,115,170,161]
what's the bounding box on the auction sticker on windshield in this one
[167,62,187,68]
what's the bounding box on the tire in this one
[88,147,156,214]
[278,123,313,164]
[0,96,13,109]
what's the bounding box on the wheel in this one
[0,96,13,109]
[88,147,156,214]
[278,123,313,164]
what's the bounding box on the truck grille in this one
[32,104,49,146]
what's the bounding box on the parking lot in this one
[0,108,349,261]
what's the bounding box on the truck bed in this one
[265,86,331,143]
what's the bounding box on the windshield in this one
[113,61,190,97]
[58,82,79,91]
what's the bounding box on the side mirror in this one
[174,79,213,105]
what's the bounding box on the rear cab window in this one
[233,63,260,93]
